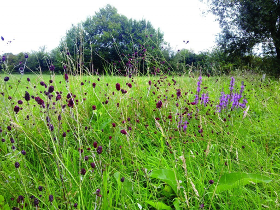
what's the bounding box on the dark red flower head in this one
[120,130,127,135]
[156,100,162,109]
[116,83,121,91]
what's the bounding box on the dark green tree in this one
[59,4,166,74]
[204,0,280,71]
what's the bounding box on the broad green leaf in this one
[162,185,175,197]
[216,173,272,193]
[173,198,181,210]
[0,195,4,205]
[3,203,10,210]
[150,169,178,194]
[145,201,172,210]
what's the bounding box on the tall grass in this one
[0,68,279,209]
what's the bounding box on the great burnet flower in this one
[116,83,121,91]
[156,100,162,109]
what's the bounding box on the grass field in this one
[0,71,279,209]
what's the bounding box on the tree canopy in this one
[58,4,166,74]
[204,0,280,61]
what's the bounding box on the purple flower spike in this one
[229,77,235,92]
[1,36,4,41]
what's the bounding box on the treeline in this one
[1,4,279,75]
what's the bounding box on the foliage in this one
[58,4,166,74]
[203,0,280,73]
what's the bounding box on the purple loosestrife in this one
[240,81,245,95]
[229,77,235,93]
[201,93,209,107]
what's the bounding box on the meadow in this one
[0,70,280,209]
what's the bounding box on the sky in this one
[0,0,221,55]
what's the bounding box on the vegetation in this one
[203,0,280,74]
[0,2,280,210]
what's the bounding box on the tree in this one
[59,4,166,74]
[204,0,280,64]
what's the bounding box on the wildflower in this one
[176,89,181,97]
[49,65,55,71]
[121,177,125,182]
[49,195,54,202]
[209,180,214,184]
[34,198,39,206]
[93,142,98,148]
[14,106,20,114]
[48,86,54,93]
[120,130,127,135]
[81,168,86,175]
[4,76,9,81]
[97,146,102,154]
[17,195,24,203]
[92,83,96,88]
[112,123,116,127]
[68,98,74,108]
[127,83,132,88]
[2,55,6,62]
[21,150,26,155]
[15,162,20,168]
[27,78,30,82]
[121,89,127,94]
[229,77,235,93]
[240,81,245,95]
[35,97,45,106]
[38,186,43,191]
[156,100,162,109]
[18,100,23,104]
[116,83,120,91]
[56,94,61,101]
[24,53,28,59]
[84,156,89,161]
[1,36,4,41]
[74,203,78,207]
[64,73,69,81]
[91,162,96,168]
[96,189,100,195]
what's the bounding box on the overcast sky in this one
[0,0,221,55]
